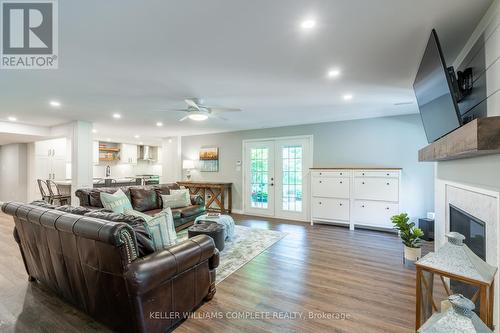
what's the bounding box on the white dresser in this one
[310,168,401,230]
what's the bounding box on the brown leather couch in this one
[2,201,219,333]
[75,183,205,230]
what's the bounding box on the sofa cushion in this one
[84,210,155,257]
[100,189,133,213]
[130,187,159,212]
[125,208,177,250]
[55,205,97,215]
[89,187,131,208]
[176,205,205,218]
[144,208,182,220]
[161,193,189,209]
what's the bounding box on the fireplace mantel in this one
[419,117,500,162]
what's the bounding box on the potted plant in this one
[391,213,424,264]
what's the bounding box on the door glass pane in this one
[250,147,269,208]
[282,145,303,212]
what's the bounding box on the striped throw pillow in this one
[125,207,177,250]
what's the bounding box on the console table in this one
[177,181,232,213]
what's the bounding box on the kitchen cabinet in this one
[120,143,138,164]
[35,138,67,181]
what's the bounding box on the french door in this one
[244,136,312,221]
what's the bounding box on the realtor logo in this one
[1,0,58,69]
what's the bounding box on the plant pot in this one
[404,246,422,267]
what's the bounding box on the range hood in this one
[138,145,157,161]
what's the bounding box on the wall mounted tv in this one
[413,29,463,143]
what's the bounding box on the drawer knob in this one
[319,172,322,175]
[361,205,365,208]
[386,173,390,176]
[339,203,343,206]
[386,182,390,185]
[340,172,343,175]
[339,181,342,184]
[319,202,322,205]
[362,173,365,176]
[319,181,322,184]
[386,207,390,210]
[362,182,365,185]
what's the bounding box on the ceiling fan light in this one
[188,114,208,121]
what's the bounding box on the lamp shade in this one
[418,294,492,333]
[182,160,195,170]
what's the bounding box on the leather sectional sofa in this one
[2,201,219,333]
[75,183,205,230]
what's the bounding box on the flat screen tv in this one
[413,29,462,143]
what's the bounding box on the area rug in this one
[177,225,286,284]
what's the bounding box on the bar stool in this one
[37,179,52,203]
[46,180,71,206]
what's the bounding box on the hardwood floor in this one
[0,212,440,332]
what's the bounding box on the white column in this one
[71,121,93,204]
[161,136,182,183]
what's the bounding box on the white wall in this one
[181,114,435,219]
[0,143,28,202]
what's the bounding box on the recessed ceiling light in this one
[188,114,209,121]
[300,19,316,30]
[8,116,17,121]
[112,113,121,119]
[134,134,140,139]
[343,94,353,101]
[49,100,61,107]
[156,122,163,127]
[327,68,341,78]
[92,129,97,133]
[168,138,173,143]
[139,141,143,145]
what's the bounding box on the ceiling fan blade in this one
[151,108,188,112]
[208,107,242,113]
[184,99,200,110]
[179,115,190,122]
[208,113,227,121]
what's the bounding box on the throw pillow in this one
[100,189,133,214]
[125,207,177,250]
[170,189,191,207]
[161,193,189,209]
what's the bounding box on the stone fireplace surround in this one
[434,178,499,327]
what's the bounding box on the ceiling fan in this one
[169,99,242,122]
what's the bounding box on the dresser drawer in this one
[353,177,398,202]
[352,200,398,227]
[312,197,350,221]
[354,170,400,178]
[311,170,351,178]
[312,177,350,198]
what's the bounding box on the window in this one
[250,148,269,208]
[282,146,302,212]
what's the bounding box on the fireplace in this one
[449,204,486,311]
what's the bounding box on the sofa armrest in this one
[74,188,91,206]
[124,235,218,294]
[190,194,204,206]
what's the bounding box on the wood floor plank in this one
[0,212,442,332]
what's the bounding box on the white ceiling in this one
[0,0,493,143]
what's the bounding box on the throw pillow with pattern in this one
[100,189,133,214]
[125,207,177,250]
